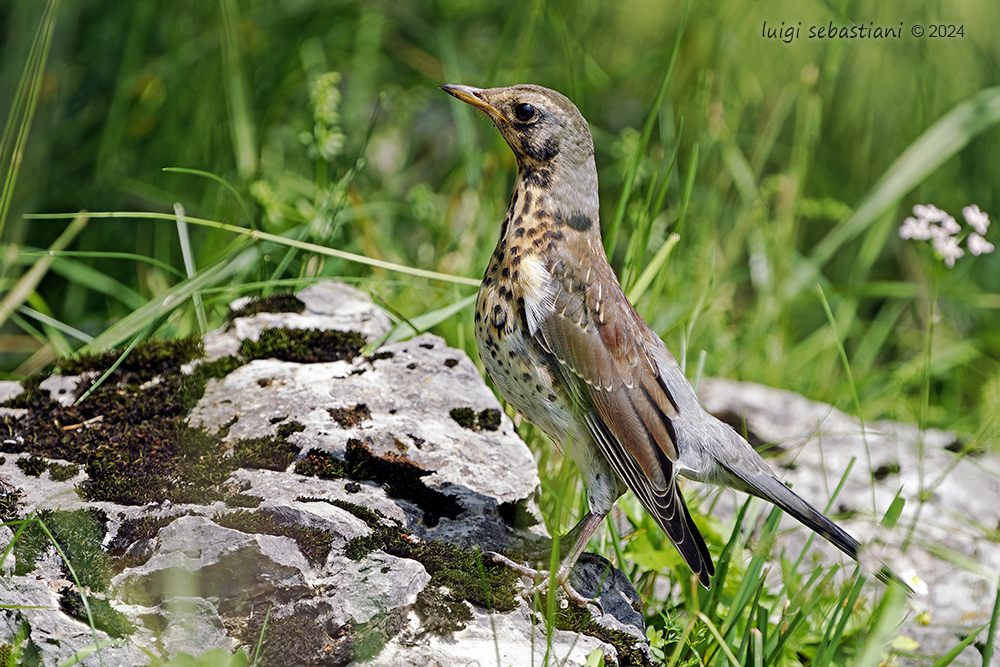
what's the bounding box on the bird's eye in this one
[513,103,536,122]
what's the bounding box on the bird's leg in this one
[486,510,607,608]
[508,512,589,560]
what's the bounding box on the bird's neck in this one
[510,156,601,239]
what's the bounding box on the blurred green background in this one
[2,0,999,444]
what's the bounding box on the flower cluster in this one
[303,71,346,161]
[899,204,994,267]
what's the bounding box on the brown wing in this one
[532,251,715,586]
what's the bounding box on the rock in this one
[0,281,647,666]
[0,575,148,667]
[157,597,233,660]
[697,377,1000,666]
[111,515,313,611]
[361,602,612,667]
[201,282,393,360]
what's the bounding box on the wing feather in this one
[533,251,715,585]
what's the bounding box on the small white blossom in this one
[912,204,949,223]
[899,216,931,240]
[934,234,964,267]
[963,204,990,235]
[900,569,929,596]
[940,215,961,235]
[967,232,995,256]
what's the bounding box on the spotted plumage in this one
[442,82,910,606]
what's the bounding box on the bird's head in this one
[440,83,594,172]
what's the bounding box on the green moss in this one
[108,514,181,563]
[366,350,394,361]
[449,407,501,431]
[224,493,263,508]
[15,456,47,477]
[227,293,306,321]
[327,404,371,428]
[213,509,333,565]
[294,449,347,478]
[59,587,135,638]
[47,461,80,482]
[176,355,245,413]
[0,371,47,410]
[554,603,650,666]
[240,328,366,364]
[14,509,112,591]
[449,407,476,429]
[476,408,501,431]
[4,342,249,508]
[239,615,351,667]
[233,435,300,471]
[297,497,392,527]
[57,336,203,383]
[275,420,306,438]
[295,441,463,526]
[338,505,520,630]
[0,489,20,521]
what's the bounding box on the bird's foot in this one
[482,551,602,612]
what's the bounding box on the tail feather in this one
[740,471,912,592]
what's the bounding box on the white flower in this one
[900,203,994,267]
[963,204,990,235]
[912,204,949,223]
[934,234,964,267]
[940,215,961,235]
[900,569,929,596]
[968,232,995,256]
[899,216,931,240]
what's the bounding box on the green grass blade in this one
[982,581,1000,667]
[174,203,208,333]
[162,167,256,228]
[364,293,476,354]
[852,584,906,667]
[31,516,106,667]
[695,611,740,667]
[17,250,186,279]
[0,0,59,240]
[816,283,875,508]
[764,568,839,663]
[626,233,679,303]
[56,641,126,667]
[18,305,92,344]
[813,570,865,667]
[26,211,481,287]
[0,213,87,331]
[928,623,990,667]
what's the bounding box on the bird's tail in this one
[733,468,912,592]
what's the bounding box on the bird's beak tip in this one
[440,84,502,118]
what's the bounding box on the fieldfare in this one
[441,83,908,606]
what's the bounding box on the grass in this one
[2,0,1000,664]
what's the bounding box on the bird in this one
[441,82,910,606]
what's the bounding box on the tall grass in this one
[2,0,999,663]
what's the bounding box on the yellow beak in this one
[440,84,505,120]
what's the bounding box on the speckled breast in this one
[474,280,573,447]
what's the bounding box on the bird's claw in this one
[482,551,602,612]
